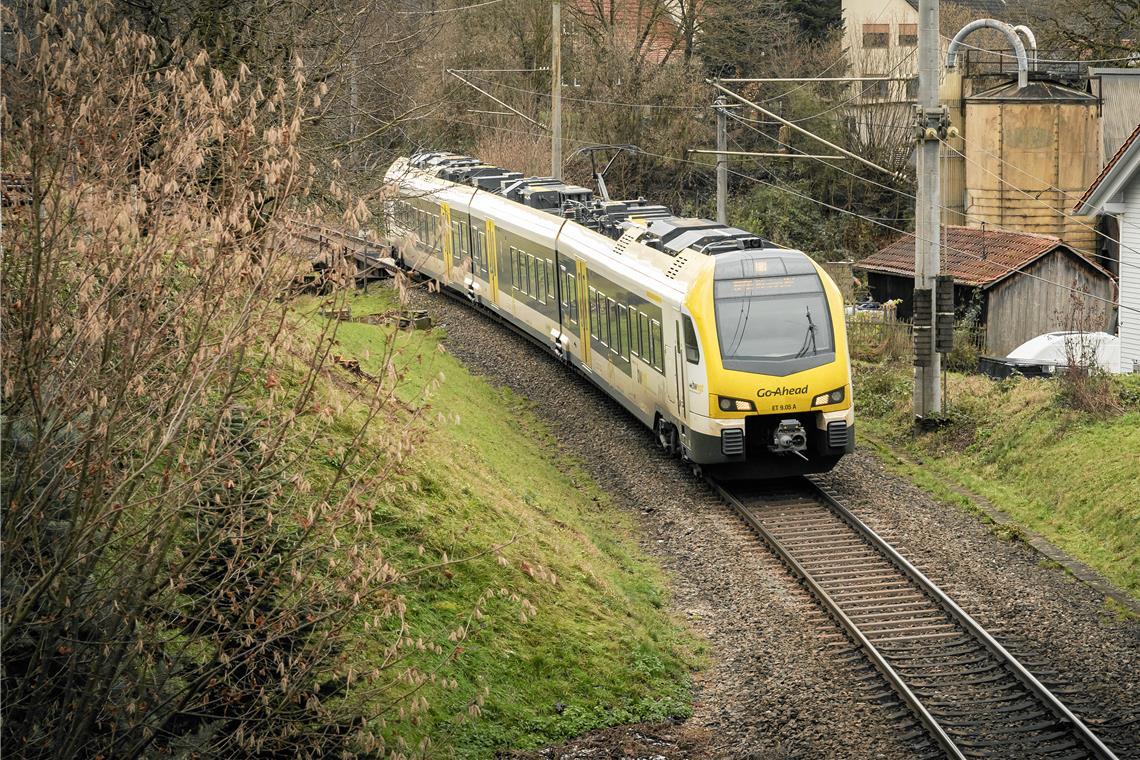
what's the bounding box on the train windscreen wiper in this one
[794,306,818,358]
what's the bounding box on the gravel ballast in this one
[407,286,1140,759]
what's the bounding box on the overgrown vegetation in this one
[855,361,1140,598]
[1,4,694,756]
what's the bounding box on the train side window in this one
[592,287,601,337]
[618,305,630,360]
[602,298,611,349]
[682,315,700,364]
[650,319,664,373]
[451,222,462,265]
[629,308,640,357]
[606,299,618,354]
[638,312,650,361]
[511,247,519,290]
[564,271,577,323]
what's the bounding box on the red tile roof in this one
[857,225,1109,288]
[1075,121,1140,211]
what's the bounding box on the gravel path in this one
[408,287,1140,759]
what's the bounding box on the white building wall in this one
[1120,175,1140,373]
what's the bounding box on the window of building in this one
[898,23,917,46]
[862,23,889,48]
[861,75,891,99]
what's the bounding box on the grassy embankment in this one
[286,289,698,757]
[854,360,1140,599]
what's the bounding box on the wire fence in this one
[847,316,986,370]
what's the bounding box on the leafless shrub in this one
[1,4,529,757]
[1056,295,1120,417]
[474,128,550,178]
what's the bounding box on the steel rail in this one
[709,476,1119,760]
[806,478,1119,759]
[707,477,965,759]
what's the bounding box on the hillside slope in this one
[856,363,1140,599]
[289,289,698,757]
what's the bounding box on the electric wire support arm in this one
[569,144,639,202]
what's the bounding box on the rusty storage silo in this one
[964,80,1100,256]
[939,69,967,226]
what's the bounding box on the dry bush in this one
[1055,296,1120,417]
[1,4,518,757]
[474,127,551,178]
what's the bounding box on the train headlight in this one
[812,387,846,407]
[718,396,756,412]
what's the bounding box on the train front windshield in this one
[715,274,834,363]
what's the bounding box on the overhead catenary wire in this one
[710,79,901,179]
[397,0,503,14]
[937,35,1140,64]
[723,108,1140,272]
[938,134,1140,261]
[424,114,1138,315]
[463,72,704,110]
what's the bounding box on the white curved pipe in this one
[945,19,1028,89]
[1013,25,1037,69]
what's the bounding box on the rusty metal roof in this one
[857,225,1111,288]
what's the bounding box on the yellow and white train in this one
[384,152,854,478]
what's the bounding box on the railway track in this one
[710,477,1119,760]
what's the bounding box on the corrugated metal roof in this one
[967,79,1098,103]
[1088,68,1140,159]
[858,225,1110,288]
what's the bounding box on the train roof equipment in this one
[408,151,776,259]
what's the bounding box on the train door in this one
[486,219,499,307]
[681,312,706,418]
[670,316,684,419]
[575,259,591,370]
[440,202,453,283]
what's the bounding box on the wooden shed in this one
[857,226,1116,355]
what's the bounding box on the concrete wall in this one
[985,250,1115,354]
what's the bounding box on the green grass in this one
[286,291,699,757]
[855,362,1140,599]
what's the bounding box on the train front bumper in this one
[683,407,855,466]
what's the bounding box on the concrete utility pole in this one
[551,0,562,179]
[914,0,945,419]
[715,96,728,225]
